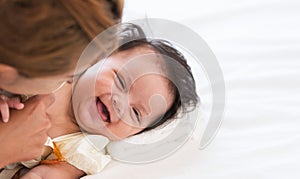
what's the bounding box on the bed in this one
[84,0,300,178]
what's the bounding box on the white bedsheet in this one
[84,0,300,178]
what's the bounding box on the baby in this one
[0,27,198,178]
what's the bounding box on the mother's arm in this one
[21,163,85,179]
[0,95,53,167]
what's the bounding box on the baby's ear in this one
[0,64,19,84]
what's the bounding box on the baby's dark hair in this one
[116,24,199,133]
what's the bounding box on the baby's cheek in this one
[145,94,169,123]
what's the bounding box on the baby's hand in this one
[0,95,24,123]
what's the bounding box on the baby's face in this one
[73,47,174,140]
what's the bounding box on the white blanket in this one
[84,0,300,178]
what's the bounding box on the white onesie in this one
[0,132,111,178]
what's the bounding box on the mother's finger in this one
[7,97,24,110]
[0,98,9,122]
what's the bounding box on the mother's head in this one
[0,0,123,94]
[74,28,199,140]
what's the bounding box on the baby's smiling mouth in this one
[96,97,110,123]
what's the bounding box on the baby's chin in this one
[107,135,127,141]
[98,131,127,141]
[77,124,124,140]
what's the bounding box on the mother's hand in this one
[0,95,54,168]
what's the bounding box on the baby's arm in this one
[0,95,24,122]
[21,163,85,179]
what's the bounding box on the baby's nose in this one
[112,94,127,120]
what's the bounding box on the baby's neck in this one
[47,83,80,138]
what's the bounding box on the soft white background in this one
[85,0,300,178]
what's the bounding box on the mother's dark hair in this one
[0,0,123,77]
